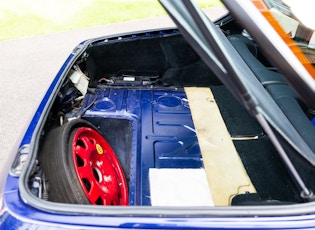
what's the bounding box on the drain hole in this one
[93,167,102,183]
[95,197,103,205]
[76,139,86,149]
[76,154,84,167]
[82,178,91,192]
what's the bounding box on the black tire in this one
[39,119,93,204]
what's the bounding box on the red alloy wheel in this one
[71,127,128,205]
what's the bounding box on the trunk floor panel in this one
[83,87,201,205]
[81,86,298,205]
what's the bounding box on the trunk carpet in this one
[211,85,302,203]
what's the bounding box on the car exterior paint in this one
[1,1,315,229]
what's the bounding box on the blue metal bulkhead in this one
[83,87,202,205]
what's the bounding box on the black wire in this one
[78,88,97,118]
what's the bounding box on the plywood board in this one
[185,87,256,206]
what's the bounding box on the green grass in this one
[0,0,222,41]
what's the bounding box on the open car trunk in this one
[22,5,315,215]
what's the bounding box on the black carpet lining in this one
[211,85,302,203]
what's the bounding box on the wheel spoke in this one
[76,164,93,180]
[88,183,104,204]
[89,182,119,205]
[73,145,87,161]
[101,192,120,206]
[80,135,96,153]
[73,135,96,162]
[71,126,128,206]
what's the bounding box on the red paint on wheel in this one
[71,127,128,205]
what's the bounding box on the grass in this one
[0,0,222,41]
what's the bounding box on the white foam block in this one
[149,168,214,206]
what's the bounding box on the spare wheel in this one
[39,119,128,206]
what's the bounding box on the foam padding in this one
[149,168,214,206]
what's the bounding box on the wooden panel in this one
[185,87,256,206]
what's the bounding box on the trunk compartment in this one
[32,29,315,209]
